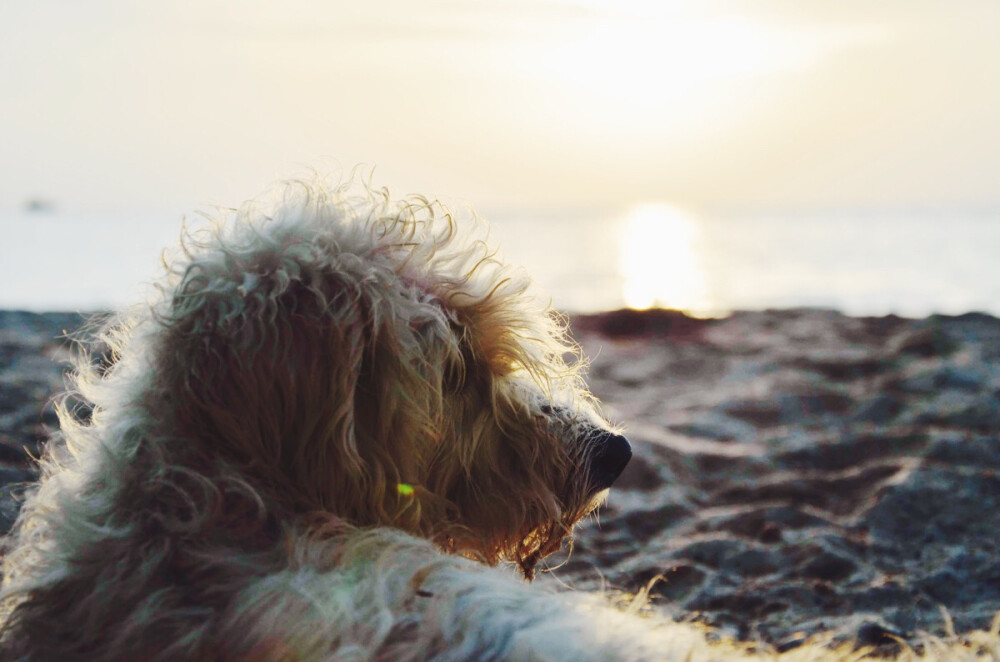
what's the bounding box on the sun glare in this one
[619,204,709,313]
[516,11,839,139]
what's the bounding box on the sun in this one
[509,9,832,142]
[618,203,710,313]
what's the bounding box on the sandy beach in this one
[2,308,998,655]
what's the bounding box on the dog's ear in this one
[163,256,481,530]
[162,269,377,509]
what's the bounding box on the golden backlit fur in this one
[2,181,999,661]
[0,181,614,659]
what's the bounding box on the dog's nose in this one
[588,431,632,491]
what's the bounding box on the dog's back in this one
[0,183,631,660]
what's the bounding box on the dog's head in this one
[155,183,630,577]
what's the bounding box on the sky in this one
[3,0,1000,216]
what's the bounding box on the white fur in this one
[1,182,995,661]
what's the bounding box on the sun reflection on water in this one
[619,204,711,314]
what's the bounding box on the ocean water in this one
[489,207,1000,318]
[2,206,999,318]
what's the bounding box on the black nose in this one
[588,431,632,491]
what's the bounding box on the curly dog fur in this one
[0,181,642,660]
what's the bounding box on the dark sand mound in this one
[556,309,1000,652]
[0,312,90,531]
[1,308,999,653]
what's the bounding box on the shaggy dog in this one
[11,183,987,662]
[0,182,645,660]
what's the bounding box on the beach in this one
[2,308,999,654]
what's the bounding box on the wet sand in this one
[2,308,999,654]
[553,308,1000,652]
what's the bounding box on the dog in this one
[0,181,642,660]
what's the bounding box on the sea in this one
[2,205,999,318]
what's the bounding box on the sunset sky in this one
[2,1,999,315]
[3,1,1000,215]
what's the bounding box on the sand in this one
[1,308,999,655]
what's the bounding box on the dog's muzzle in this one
[587,430,632,492]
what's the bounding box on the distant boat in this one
[24,198,56,213]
